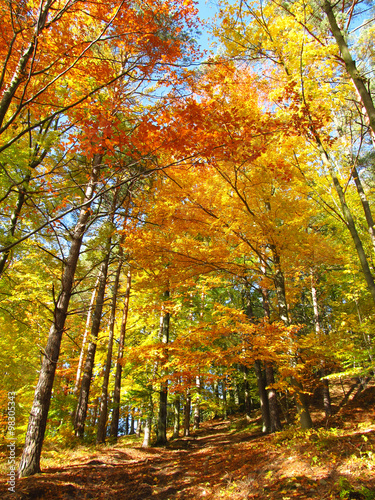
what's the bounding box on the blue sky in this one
[196,0,220,52]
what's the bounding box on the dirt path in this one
[1,414,374,499]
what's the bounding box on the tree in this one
[16,0,200,476]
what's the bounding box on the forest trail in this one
[1,388,375,500]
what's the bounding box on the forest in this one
[0,0,375,497]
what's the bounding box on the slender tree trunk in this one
[311,271,332,417]
[130,412,135,435]
[91,397,99,428]
[0,1,53,129]
[260,265,282,431]
[142,416,152,447]
[18,156,102,477]
[73,275,99,396]
[136,417,142,437]
[74,242,111,438]
[183,388,191,437]
[323,0,375,136]
[155,291,170,446]
[0,125,50,277]
[352,166,375,254]
[125,412,129,436]
[314,136,375,304]
[96,247,123,444]
[222,380,228,418]
[242,366,252,417]
[109,270,131,440]
[142,392,153,448]
[0,173,31,276]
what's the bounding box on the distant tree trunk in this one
[109,270,131,440]
[213,381,220,418]
[91,397,99,428]
[136,418,142,437]
[228,384,235,415]
[194,376,201,429]
[142,416,152,447]
[129,412,135,435]
[73,275,99,397]
[242,366,252,417]
[125,412,129,436]
[18,155,102,478]
[172,396,181,438]
[183,388,191,437]
[222,380,228,418]
[311,270,332,418]
[155,291,170,446]
[142,393,153,448]
[97,247,123,444]
[74,244,111,438]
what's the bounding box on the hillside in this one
[1,382,374,500]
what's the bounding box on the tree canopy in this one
[0,0,374,483]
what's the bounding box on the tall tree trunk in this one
[260,264,282,431]
[352,166,375,255]
[323,0,375,136]
[0,1,53,129]
[272,246,313,430]
[312,132,375,304]
[155,291,170,446]
[109,270,131,440]
[18,155,102,477]
[254,360,271,433]
[96,247,123,444]
[172,395,181,438]
[74,242,111,438]
[265,362,282,432]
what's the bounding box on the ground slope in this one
[1,384,374,499]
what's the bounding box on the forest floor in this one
[1,381,375,500]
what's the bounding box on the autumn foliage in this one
[0,0,374,490]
